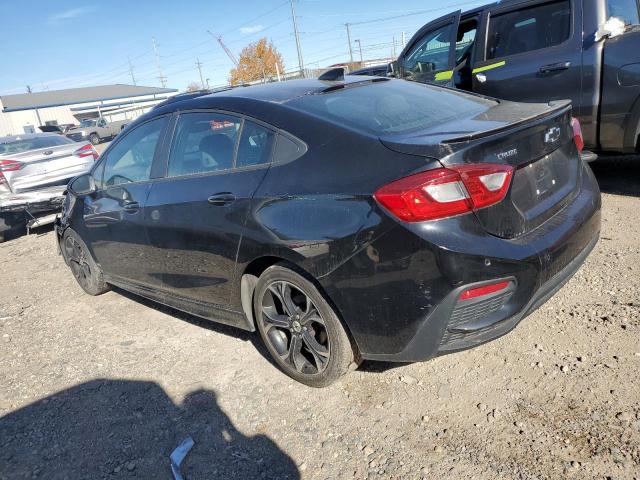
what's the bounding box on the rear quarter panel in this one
[233,111,439,306]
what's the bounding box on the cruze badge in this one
[496,148,518,160]
[544,126,561,144]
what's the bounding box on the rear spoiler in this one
[442,100,571,144]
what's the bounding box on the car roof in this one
[167,75,386,108]
[0,133,60,143]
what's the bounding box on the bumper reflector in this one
[459,280,511,301]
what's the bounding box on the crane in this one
[207,30,238,67]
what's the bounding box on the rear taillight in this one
[0,159,24,172]
[374,163,513,222]
[459,280,511,301]
[73,143,99,161]
[571,117,584,153]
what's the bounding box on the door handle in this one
[539,61,571,74]
[207,193,236,206]
[475,73,487,83]
[123,201,140,213]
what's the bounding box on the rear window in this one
[286,80,495,136]
[0,135,74,155]
[486,0,571,60]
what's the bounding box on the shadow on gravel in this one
[590,156,640,197]
[0,380,300,480]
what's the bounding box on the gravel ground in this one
[0,159,639,480]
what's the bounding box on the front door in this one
[82,116,169,287]
[471,1,582,112]
[599,0,640,152]
[144,112,274,311]
[397,11,461,86]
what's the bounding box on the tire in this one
[61,228,109,296]
[253,264,356,387]
[89,133,100,145]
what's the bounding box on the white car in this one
[0,133,98,241]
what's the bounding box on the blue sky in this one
[0,0,487,95]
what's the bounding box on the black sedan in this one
[56,76,601,387]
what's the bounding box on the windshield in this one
[287,79,496,136]
[80,119,97,127]
[0,136,74,155]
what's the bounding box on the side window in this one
[92,158,107,190]
[102,117,167,187]
[455,20,478,64]
[404,23,453,75]
[607,0,640,25]
[236,121,275,168]
[168,113,241,177]
[486,1,571,60]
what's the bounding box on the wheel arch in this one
[239,255,361,356]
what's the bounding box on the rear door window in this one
[236,121,275,168]
[102,117,167,187]
[168,113,241,177]
[486,0,571,60]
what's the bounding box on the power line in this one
[349,1,483,26]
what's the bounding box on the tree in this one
[186,82,203,92]
[229,38,285,85]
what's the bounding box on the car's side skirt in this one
[103,274,254,332]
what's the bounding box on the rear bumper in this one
[0,186,66,214]
[323,162,601,362]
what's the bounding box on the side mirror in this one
[68,173,96,196]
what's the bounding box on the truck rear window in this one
[0,136,74,155]
[287,80,496,136]
[486,0,571,60]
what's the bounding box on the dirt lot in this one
[0,159,639,480]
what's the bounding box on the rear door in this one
[81,116,169,287]
[471,1,583,112]
[144,111,274,313]
[599,0,640,152]
[397,11,461,86]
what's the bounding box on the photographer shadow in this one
[0,379,299,480]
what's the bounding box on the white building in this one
[0,84,178,136]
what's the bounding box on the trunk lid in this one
[1,142,93,193]
[381,100,581,239]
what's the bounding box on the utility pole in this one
[152,37,167,88]
[355,39,363,64]
[290,0,305,77]
[401,31,406,48]
[127,56,137,85]
[196,58,205,89]
[345,23,354,63]
[392,36,396,58]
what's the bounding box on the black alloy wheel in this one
[62,229,109,296]
[254,264,356,387]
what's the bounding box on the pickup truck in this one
[390,0,640,157]
[65,117,128,145]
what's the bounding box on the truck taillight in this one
[73,143,99,161]
[571,117,584,153]
[374,164,513,222]
[0,159,24,171]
